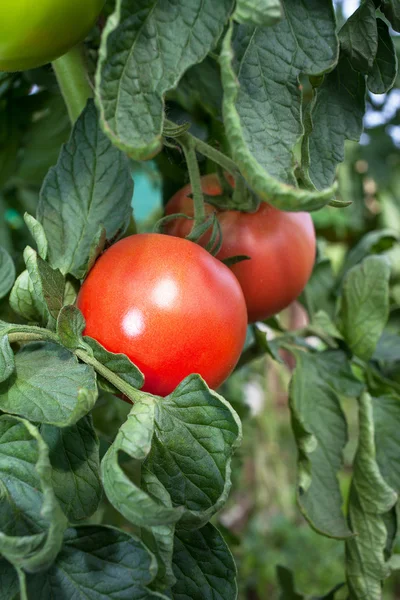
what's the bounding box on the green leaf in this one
[233,0,282,27]
[102,397,183,528]
[25,525,169,599]
[0,559,19,600]
[15,93,71,188]
[144,375,242,528]
[346,393,397,600]
[0,335,14,383]
[289,350,363,538]
[340,256,390,361]
[276,566,304,599]
[300,259,337,319]
[37,100,133,279]
[84,336,144,391]
[277,565,344,599]
[169,57,223,119]
[338,0,378,73]
[0,247,16,300]
[9,270,47,324]
[373,332,400,362]
[24,214,48,260]
[57,305,86,350]
[373,395,400,493]
[140,475,177,591]
[24,247,65,324]
[337,229,398,288]
[368,18,398,94]
[220,0,339,211]
[171,523,237,600]
[0,342,98,427]
[381,0,400,32]
[0,416,67,572]
[301,54,366,191]
[96,0,234,159]
[40,416,101,522]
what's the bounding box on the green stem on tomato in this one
[164,119,240,178]
[179,137,206,227]
[52,44,93,124]
[75,348,147,404]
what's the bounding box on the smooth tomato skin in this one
[0,0,105,72]
[76,233,247,397]
[165,175,316,323]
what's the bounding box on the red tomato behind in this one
[165,175,316,323]
[77,233,247,397]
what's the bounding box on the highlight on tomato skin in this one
[76,233,248,398]
[0,0,106,72]
[165,174,317,323]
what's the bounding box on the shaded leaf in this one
[300,259,337,319]
[25,526,168,599]
[340,256,390,361]
[289,350,363,538]
[37,101,133,279]
[0,247,15,300]
[57,305,86,350]
[0,416,67,572]
[338,0,378,73]
[40,416,101,523]
[171,523,237,600]
[368,18,398,94]
[9,270,47,324]
[337,229,398,288]
[373,395,400,493]
[0,343,97,427]
[346,393,397,599]
[302,54,366,191]
[0,335,14,383]
[381,0,400,32]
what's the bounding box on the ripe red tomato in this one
[0,0,105,72]
[165,174,316,323]
[77,233,247,397]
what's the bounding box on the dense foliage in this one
[0,1,399,599]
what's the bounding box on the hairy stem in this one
[75,348,147,404]
[179,137,206,226]
[164,119,240,177]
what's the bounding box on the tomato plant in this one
[77,233,247,397]
[0,1,399,599]
[0,0,105,71]
[165,174,316,322]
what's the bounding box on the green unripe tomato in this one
[0,0,105,72]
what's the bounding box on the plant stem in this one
[179,137,206,226]
[52,45,93,124]
[193,136,240,177]
[164,119,240,177]
[7,328,58,345]
[75,348,147,404]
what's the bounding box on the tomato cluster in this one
[165,174,316,323]
[78,175,315,398]
[0,0,105,72]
